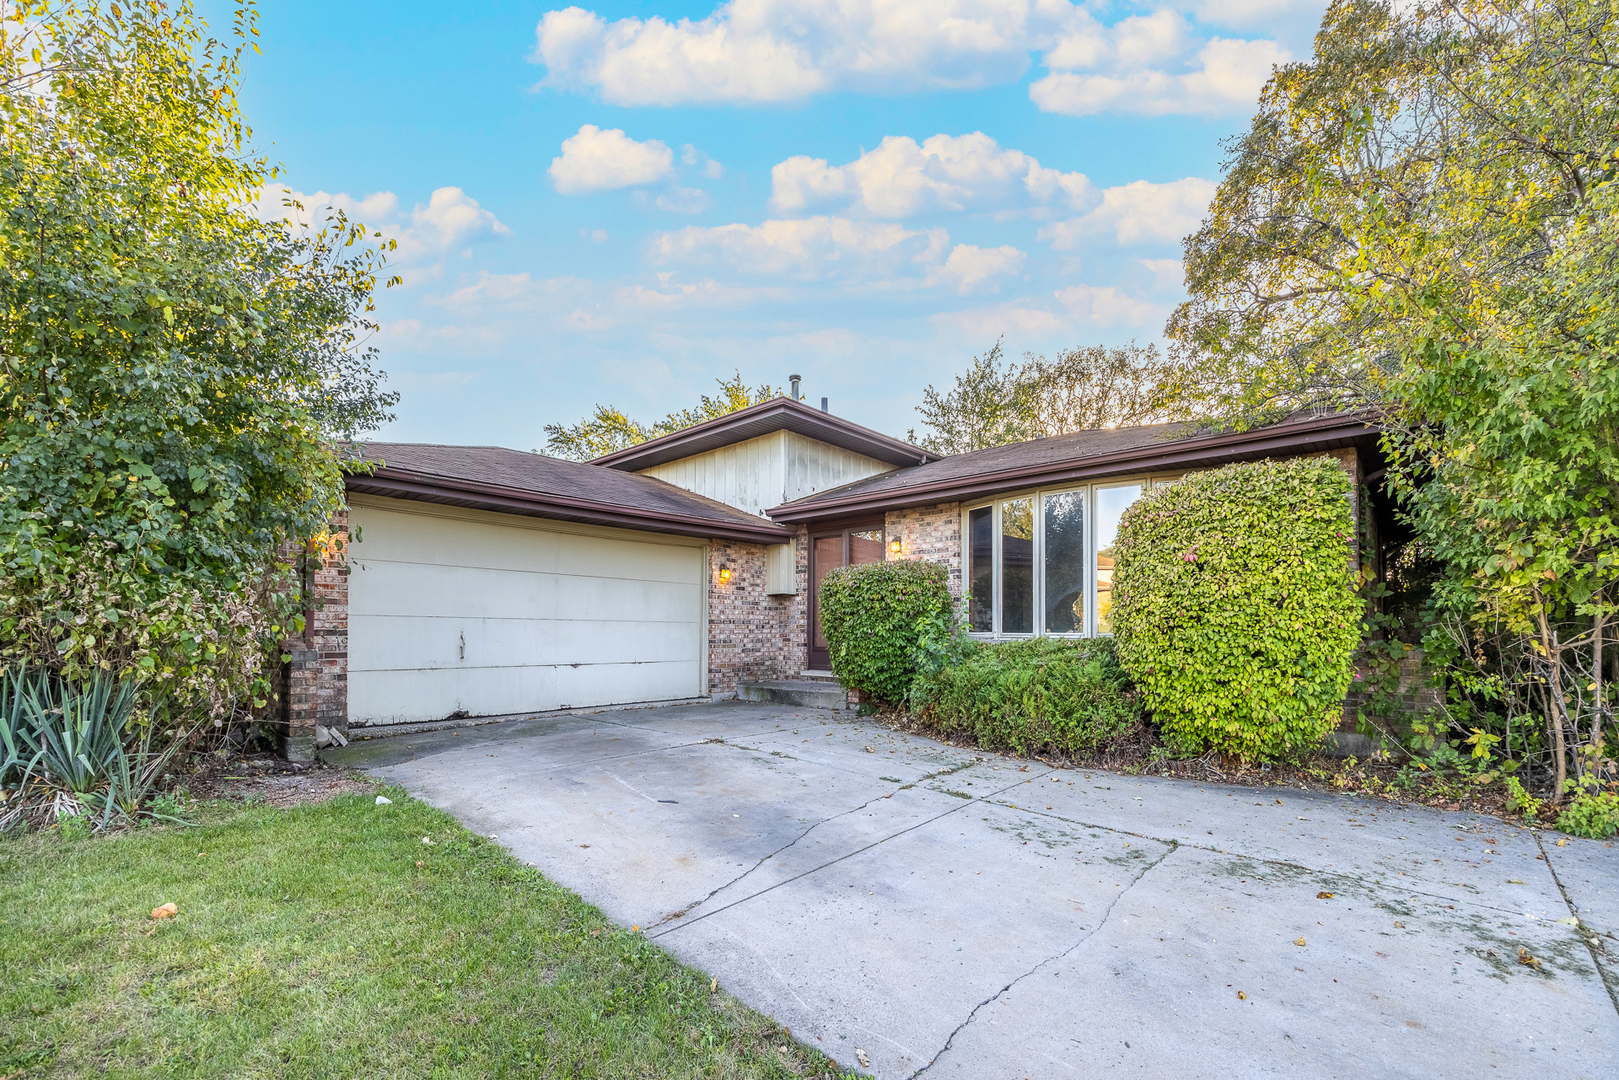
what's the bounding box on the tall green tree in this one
[0,1,397,721]
[1168,0,1619,798]
[910,339,1193,455]
[543,371,778,460]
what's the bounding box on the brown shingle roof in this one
[768,412,1379,522]
[347,442,793,544]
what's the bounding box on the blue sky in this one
[235,0,1329,447]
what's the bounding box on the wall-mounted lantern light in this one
[888,537,903,556]
[718,563,732,584]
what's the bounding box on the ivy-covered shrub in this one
[911,637,1139,756]
[1111,457,1361,760]
[819,560,952,703]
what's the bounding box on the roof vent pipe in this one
[789,374,802,400]
[821,397,829,413]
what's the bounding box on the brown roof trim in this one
[766,414,1380,523]
[591,396,938,471]
[346,467,794,545]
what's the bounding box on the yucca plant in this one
[1,666,46,786]
[21,670,135,826]
[0,666,190,831]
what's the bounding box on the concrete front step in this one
[796,670,842,685]
[737,679,849,710]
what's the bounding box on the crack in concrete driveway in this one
[330,700,1619,1080]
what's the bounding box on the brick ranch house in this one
[280,398,1389,759]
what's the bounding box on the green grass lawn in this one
[0,790,852,1079]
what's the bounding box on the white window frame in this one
[962,474,1178,639]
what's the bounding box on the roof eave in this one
[765,415,1381,523]
[589,397,937,472]
[346,467,794,545]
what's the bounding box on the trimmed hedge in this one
[911,637,1140,757]
[819,560,953,703]
[1111,457,1361,760]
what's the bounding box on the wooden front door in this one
[808,520,886,671]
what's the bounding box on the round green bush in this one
[819,560,952,703]
[1110,457,1362,760]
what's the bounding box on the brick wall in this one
[885,502,963,597]
[1326,446,1364,575]
[707,538,803,697]
[279,510,350,762]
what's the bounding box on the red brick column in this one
[708,538,801,697]
[280,510,350,761]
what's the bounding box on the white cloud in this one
[1138,257,1185,291]
[533,4,827,106]
[1187,0,1329,30]
[654,186,712,214]
[932,244,1025,294]
[256,184,509,264]
[771,132,1093,218]
[933,302,1069,340]
[565,308,612,331]
[1037,177,1216,248]
[650,216,949,280]
[1030,36,1288,117]
[409,188,513,252]
[1053,283,1163,327]
[683,143,726,178]
[531,0,1290,118]
[550,124,676,194]
[617,279,788,309]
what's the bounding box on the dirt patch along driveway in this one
[328,700,1619,1080]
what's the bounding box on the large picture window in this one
[964,479,1162,637]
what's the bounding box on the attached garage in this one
[281,441,796,740]
[346,496,708,725]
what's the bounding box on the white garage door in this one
[347,497,707,726]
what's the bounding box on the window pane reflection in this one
[968,506,993,632]
[1043,491,1085,633]
[1094,484,1143,634]
[1001,498,1033,634]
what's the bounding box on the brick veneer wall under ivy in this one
[278,509,350,762]
[884,502,963,598]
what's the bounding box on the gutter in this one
[346,467,794,545]
[766,415,1379,523]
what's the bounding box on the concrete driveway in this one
[330,701,1619,1079]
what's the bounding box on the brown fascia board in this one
[590,396,938,471]
[346,468,794,545]
[765,415,1381,523]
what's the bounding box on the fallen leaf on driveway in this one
[1557,838,1568,846]
[1507,879,1525,884]
[855,1048,870,1068]
[1393,921,1405,929]
[1237,991,1246,1000]
[1517,947,1541,969]
[1316,892,1335,899]
[1294,938,1307,947]
[862,746,875,753]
